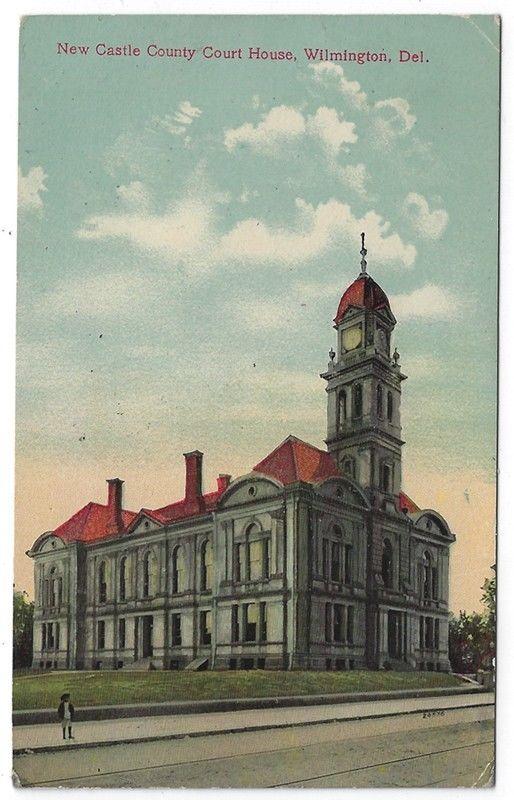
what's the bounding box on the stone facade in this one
[27,261,455,672]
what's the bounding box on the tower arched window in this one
[119,556,127,601]
[338,390,347,429]
[377,384,383,417]
[98,561,107,603]
[352,383,363,419]
[201,539,213,591]
[380,461,393,494]
[387,391,393,422]
[382,539,393,589]
[172,546,186,594]
[342,457,356,479]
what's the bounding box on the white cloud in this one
[338,162,370,198]
[220,197,416,267]
[305,106,357,156]
[224,105,306,152]
[77,195,217,274]
[373,97,417,144]
[402,192,449,240]
[18,166,47,210]
[224,104,356,156]
[154,101,202,137]
[40,271,165,318]
[309,63,368,109]
[116,181,151,213]
[390,284,461,320]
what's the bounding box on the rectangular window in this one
[325,603,332,642]
[58,578,63,605]
[331,541,341,582]
[419,616,424,650]
[119,618,126,649]
[42,623,47,650]
[229,658,237,670]
[98,620,106,650]
[259,602,267,642]
[171,613,182,646]
[55,622,60,650]
[425,617,434,650]
[257,658,266,669]
[432,567,438,599]
[322,539,330,580]
[381,463,392,493]
[347,606,354,644]
[200,610,212,645]
[262,538,270,579]
[231,605,239,643]
[249,540,261,581]
[234,543,244,582]
[47,623,54,649]
[333,604,344,642]
[244,603,258,642]
[344,544,353,584]
[434,619,440,650]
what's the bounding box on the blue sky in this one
[16,15,499,609]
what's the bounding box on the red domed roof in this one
[334,274,391,325]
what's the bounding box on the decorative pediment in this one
[217,474,283,509]
[411,510,454,540]
[29,532,67,555]
[315,477,371,509]
[125,511,164,536]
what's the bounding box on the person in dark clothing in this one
[57,692,75,740]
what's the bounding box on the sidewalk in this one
[13,691,494,755]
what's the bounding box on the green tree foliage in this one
[13,589,34,668]
[448,569,495,673]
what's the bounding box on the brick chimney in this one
[106,478,124,534]
[183,451,205,513]
[217,474,231,494]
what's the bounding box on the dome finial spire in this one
[359,231,368,276]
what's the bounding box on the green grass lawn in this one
[12,669,463,710]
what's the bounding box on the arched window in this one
[98,561,107,603]
[377,384,383,417]
[201,540,213,591]
[338,390,347,429]
[387,391,393,422]
[342,457,356,479]
[119,556,127,601]
[380,461,393,493]
[172,546,186,594]
[382,539,393,588]
[353,383,363,419]
[422,551,436,599]
[49,567,57,607]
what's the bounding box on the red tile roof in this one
[48,439,421,546]
[53,503,137,544]
[399,491,420,514]
[253,435,340,485]
[334,274,391,325]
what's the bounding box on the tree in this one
[448,568,495,673]
[13,589,34,669]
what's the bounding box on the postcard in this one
[13,13,498,788]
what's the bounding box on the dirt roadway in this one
[14,703,494,788]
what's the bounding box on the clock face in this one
[342,325,362,351]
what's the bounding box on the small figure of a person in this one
[57,692,75,740]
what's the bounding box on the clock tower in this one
[321,234,406,510]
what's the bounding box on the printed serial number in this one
[422,710,446,718]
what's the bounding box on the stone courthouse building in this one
[28,239,455,672]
